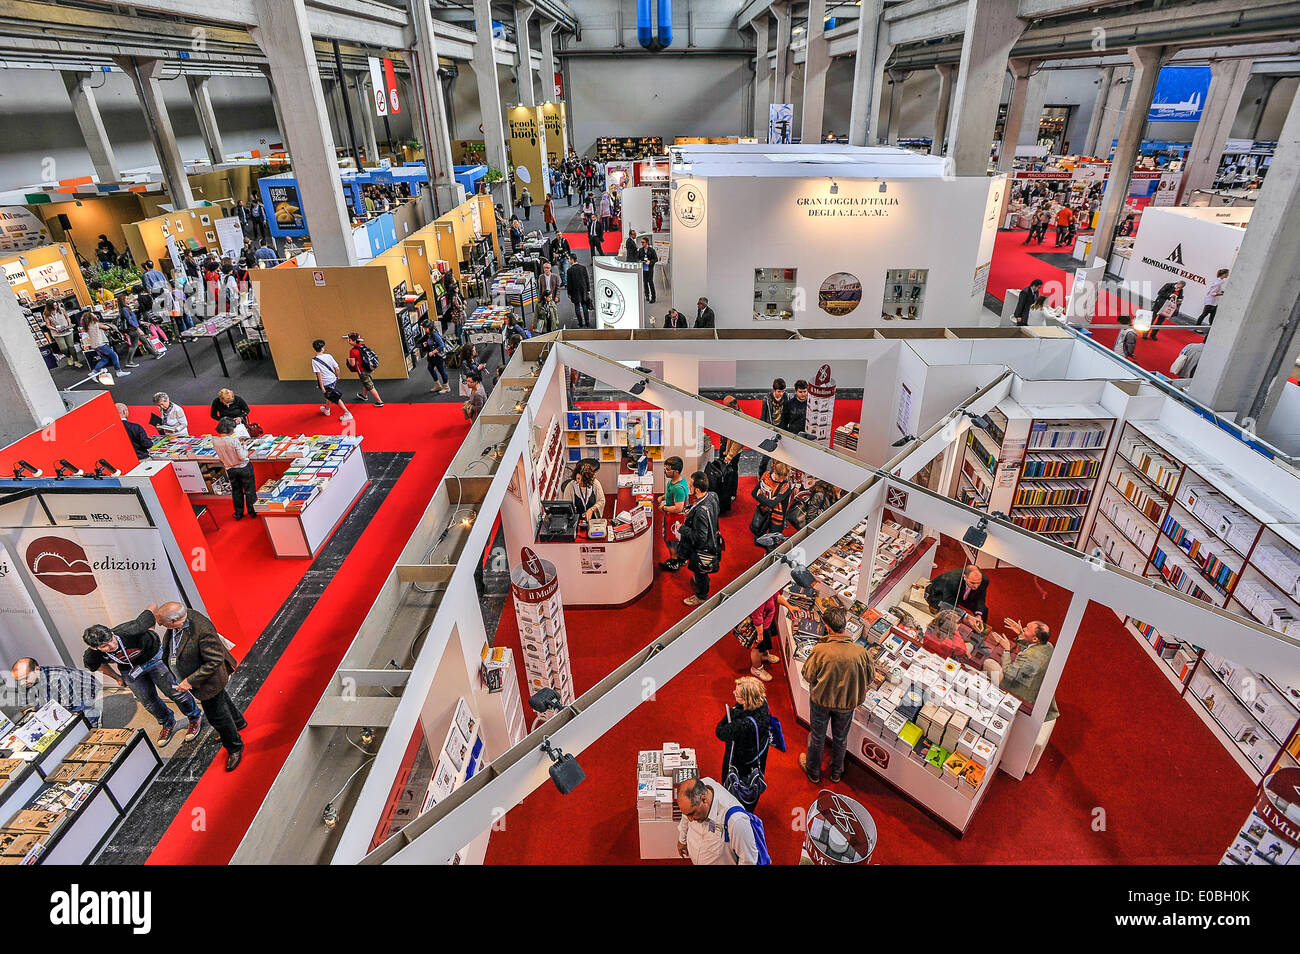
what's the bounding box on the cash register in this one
[538,499,579,542]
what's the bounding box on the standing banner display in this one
[215,216,246,259]
[805,364,837,447]
[368,56,389,117]
[592,258,644,330]
[800,790,876,864]
[507,105,552,198]
[1124,207,1245,319]
[1222,767,1300,865]
[769,104,793,144]
[383,57,401,114]
[510,548,574,711]
[541,102,569,172]
[0,207,52,255]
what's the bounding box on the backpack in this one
[358,345,380,372]
[723,805,772,865]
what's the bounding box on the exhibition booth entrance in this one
[235,330,1300,866]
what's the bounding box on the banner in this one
[507,104,552,197]
[0,540,63,666]
[769,104,793,144]
[1149,66,1211,122]
[0,207,51,256]
[368,56,388,117]
[215,216,245,258]
[383,57,401,115]
[267,182,307,236]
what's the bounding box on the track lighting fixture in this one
[541,736,585,795]
[892,434,916,447]
[963,516,989,549]
[759,433,781,452]
[11,460,41,479]
[54,459,82,478]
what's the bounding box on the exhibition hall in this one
[1,0,1300,905]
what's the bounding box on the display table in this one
[777,598,1016,836]
[0,707,90,829]
[176,314,253,378]
[464,304,513,363]
[637,744,697,860]
[148,434,369,558]
[529,486,654,607]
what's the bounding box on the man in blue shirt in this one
[142,260,168,294]
[254,240,279,265]
[10,657,103,727]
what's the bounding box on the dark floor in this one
[95,451,412,864]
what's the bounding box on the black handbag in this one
[723,717,770,805]
[749,506,771,536]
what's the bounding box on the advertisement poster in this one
[1148,66,1211,122]
[38,491,150,529]
[0,540,63,666]
[507,105,552,197]
[368,56,388,117]
[0,207,51,255]
[542,102,569,169]
[382,57,402,114]
[769,103,793,144]
[5,527,181,655]
[215,217,245,258]
[267,183,307,236]
[579,545,607,574]
[28,260,70,291]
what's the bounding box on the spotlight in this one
[892,434,916,447]
[1131,309,1153,334]
[776,552,817,595]
[321,804,339,830]
[879,180,888,194]
[829,178,839,194]
[755,531,785,552]
[91,459,120,478]
[529,686,563,714]
[961,410,993,431]
[541,736,585,794]
[11,460,41,479]
[633,365,653,375]
[359,727,376,747]
[629,378,648,396]
[797,431,817,441]
[94,370,115,386]
[963,516,989,549]
[758,433,781,452]
[54,459,82,478]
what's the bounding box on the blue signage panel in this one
[1148,66,1211,122]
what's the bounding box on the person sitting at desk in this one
[922,609,971,660]
[924,564,988,621]
[985,618,1058,718]
[563,460,605,522]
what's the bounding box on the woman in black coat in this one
[1147,280,1185,341]
[716,675,773,812]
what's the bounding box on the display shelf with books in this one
[1085,418,1300,780]
[564,407,664,463]
[636,743,699,859]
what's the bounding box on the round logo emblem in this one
[596,279,625,326]
[673,182,705,229]
[818,272,862,316]
[26,535,97,596]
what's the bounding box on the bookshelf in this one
[1085,419,1300,781]
[564,408,665,464]
[956,399,1114,563]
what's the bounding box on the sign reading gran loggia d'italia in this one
[795,196,901,217]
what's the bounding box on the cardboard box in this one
[968,738,996,767]
[996,696,1021,722]
[983,715,1009,745]
[956,728,980,757]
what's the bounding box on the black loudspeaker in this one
[57,213,72,230]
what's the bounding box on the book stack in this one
[1011,507,1081,534]
[1110,467,1166,523]
[832,422,859,452]
[1253,546,1300,602]
[1118,434,1181,492]
[1021,452,1102,479]
[636,745,698,823]
[1027,421,1107,450]
[1013,479,1092,508]
[1234,580,1299,636]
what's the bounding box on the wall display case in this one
[753,267,797,320]
[564,409,664,464]
[881,268,928,322]
[1084,419,1300,781]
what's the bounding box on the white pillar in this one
[514,0,537,107]
[1082,66,1114,157]
[1091,46,1164,263]
[947,0,1027,177]
[1093,65,1131,159]
[1178,58,1254,203]
[474,0,512,216]
[260,64,289,152]
[0,284,66,448]
[773,2,791,109]
[847,0,886,147]
[1020,66,1049,148]
[62,72,120,183]
[1189,84,1300,429]
[998,58,1035,172]
[407,0,463,216]
[248,0,356,265]
[186,75,225,165]
[539,16,559,102]
[800,0,830,143]
[114,56,195,208]
[931,63,956,156]
[752,14,772,139]
[886,71,907,144]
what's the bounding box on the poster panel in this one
[0,207,52,255]
[368,57,388,117]
[0,540,63,666]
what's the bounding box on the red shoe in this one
[185,718,202,741]
[156,725,174,748]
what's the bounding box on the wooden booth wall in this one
[35,195,147,257]
[1,243,92,307]
[258,265,408,381]
[122,207,235,272]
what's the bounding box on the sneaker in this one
[657,559,681,572]
[125,362,141,368]
[321,405,330,416]
[247,509,259,519]
[156,724,175,748]
[799,752,821,784]
[185,718,202,741]
[764,652,781,664]
[374,402,384,408]
[683,594,704,606]
[340,413,354,422]
[829,770,843,783]
[233,512,244,521]
[750,666,772,682]
[356,392,368,402]
[117,370,131,376]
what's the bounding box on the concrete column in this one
[947,0,1027,177]
[353,71,379,165]
[0,284,66,448]
[186,75,225,165]
[998,58,1035,171]
[1232,75,1277,140]
[1093,65,1131,159]
[114,57,194,208]
[1189,85,1300,429]
[752,14,771,139]
[514,1,537,106]
[886,71,907,144]
[473,0,512,217]
[847,0,886,146]
[800,0,830,143]
[407,0,463,217]
[1178,58,1254,202]
[931,63,956,156]
[1020,66,1049,147]
[62,73,120,184]
[1082,66,1114,157]
[248,0,356,265]
[259,64,289,152]
[1091,46,1164,263]
[773,2,791,109]
[539,16,558,102]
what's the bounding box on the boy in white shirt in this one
[311,338,354,423]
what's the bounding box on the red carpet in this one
[562,229,623,254]
[134,401,472,864]
[483,518,1255,865]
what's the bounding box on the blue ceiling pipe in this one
[637,0,672,50]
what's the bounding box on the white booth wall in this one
[1124,207,1246,317]
[669,172,1004,328]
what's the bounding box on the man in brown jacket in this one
[800,605,873,784]
[154,601,246,771]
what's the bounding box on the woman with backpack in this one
[716,675,773,811]
[344,331,384,407]
[750,461,794,544]
[418,319,451,394]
